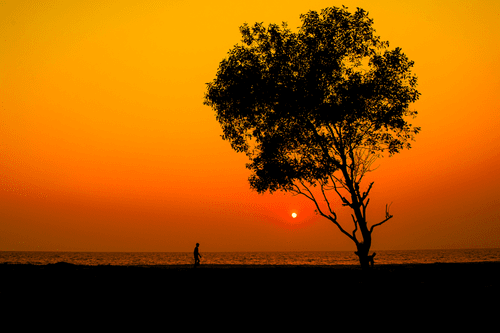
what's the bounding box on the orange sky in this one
[1,0,499,252]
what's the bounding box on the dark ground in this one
[1,262,498,328]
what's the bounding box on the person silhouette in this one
[194,243,202,267]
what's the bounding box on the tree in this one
[204,6,420,269]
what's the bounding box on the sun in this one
[291,212,297,218]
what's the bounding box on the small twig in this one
[369,202,394,233]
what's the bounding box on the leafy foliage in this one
[205,6,419,194]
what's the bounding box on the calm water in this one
[1,249,499,266]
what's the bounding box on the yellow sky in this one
[1,0,499,252]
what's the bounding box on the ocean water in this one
[1,248,499,266]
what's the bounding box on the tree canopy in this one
[204,6,420,267]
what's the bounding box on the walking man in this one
[194,243,202,267]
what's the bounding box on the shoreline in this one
[2,260,499,279]
[2,260,499,267]
[3,260,499,270]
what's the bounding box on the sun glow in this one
[291,212,297,218]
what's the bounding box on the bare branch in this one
[320,182,334,217]
[369,202,394,233]
[351,214,358,239]
[362,198,370,221]
[291,183,314,202]
[294,180,356,243]
[295,180,329,220]
[329,175,352,207]
[361,182,374,202]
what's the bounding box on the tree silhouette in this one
[204,6,420,268]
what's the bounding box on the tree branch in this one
[361,182,374,202]
[369,202,393,233]
[293,180,356,243]
[351,214,358,239]
[329,175,352,207]
[320,181,337,219]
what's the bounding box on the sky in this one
[1,0,499,252]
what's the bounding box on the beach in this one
[2,262,498,301]
[2,262,497,328]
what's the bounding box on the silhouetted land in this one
[2,262,498,325]
[2,262,498,298]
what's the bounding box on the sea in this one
[1,248,499,266]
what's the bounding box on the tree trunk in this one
[354,211,373,269]
[338,166,374,269]
[355,238,373,270]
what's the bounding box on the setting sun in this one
[291,213,297,218]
